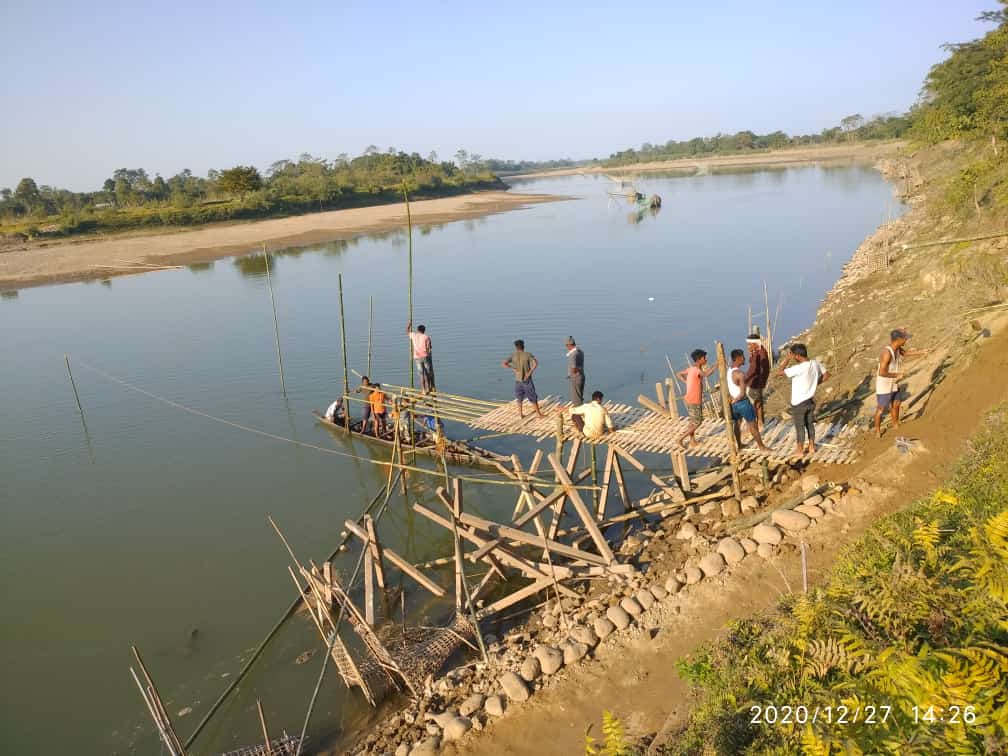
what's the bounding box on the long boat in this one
[312,411,509,470]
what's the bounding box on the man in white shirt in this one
[570,390,616,439]
[323,398,344,424]
[776,343,829,457]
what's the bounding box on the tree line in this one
[0,147,501,239]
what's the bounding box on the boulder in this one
[570,624,598,647]
[795,504,824,519]
[562,641,589,665]
[699,501,720,516]
[484,695,506,717]
[820,497,836,513]
[664,575,683,594]
[396,744,411,756]
[519,656,541,682]
[804,493,824,507]
[459,693,485,717]
[699,553,726,577]
[533,645,563,675]
[635,589,655,610]
[740,537,758,554]
[801,474,821,493]
[716,538,746,564]
[740,495,760,512]
[442,716,472,742]
[430,711,457,729]
[620,596,644,616]
[757,542,776,559]
[409,737,441,756]
[772,509,811,531]
[593,616,616,639]
[676,522,698,540]
[721,499,741,518]
[684,567,704,585]
[606,605,632,629]
[499,671,529,702]
[649,584,668,601]
[752,523,783,545]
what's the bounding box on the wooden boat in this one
[313,411,509,470]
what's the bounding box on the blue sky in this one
[0,0,996,190]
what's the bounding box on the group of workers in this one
[324,320,929,455]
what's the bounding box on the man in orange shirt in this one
[368,383,388,437]
[676,349,715,448]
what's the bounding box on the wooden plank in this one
[655,382,667,410]
[364,543,375,626]
[666,377,681,420]
[480,578,553,616]
[342,519,445,597]
[611,452,632,512]
[637,394,668,417]
[546,453,615,563]
[457,510,609,565]
[596,446,615,520]
[363,515,386,590]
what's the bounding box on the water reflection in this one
[627,205,662,225]
[233,252,274,278]
[1,289,18,300]
[188,261,215,273]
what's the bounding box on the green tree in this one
[840,113,865,140]
[217,166,262,201]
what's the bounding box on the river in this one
[0,164,901,754]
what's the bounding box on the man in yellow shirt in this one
[570,391,616,439]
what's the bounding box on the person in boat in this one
[323,397,345,423]
[352,376,376,431]
[569,390,615,439]
[420,415,445,443]
[728,349,769,451]
[367,383,388,437]
[502,339,545,419]
[407,320,436,393]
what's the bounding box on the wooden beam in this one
[596,446,615,520]
[547,453,615,563]
[342,519,445,597]
[655,382,667,409]
[666,377,681,420]
[480,578,553,616]
[363,515,386,590]
[457,510,610,565]
[611,443,683,501]
[714,341,742,498]
[364,543,375,626]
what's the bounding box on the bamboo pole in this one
[403,184,414,392]
[65,354,84,416]
[338,273,350,430]
[263,246,287,397]
[130,667,180,756]
[714,341,742,498]
[763,280,774,369]
[367,295,374,377]
[256,700,274,756]
[131,646,186,755]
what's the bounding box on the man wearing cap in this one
[874,328,929,438]
[565,337,585,405]
[744,333,771,430]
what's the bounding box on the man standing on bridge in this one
[503,339,545,419]
[407,320,436,393]
[744,333,771,430]
[565,337,585,405]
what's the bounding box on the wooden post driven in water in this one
[338,273,350,430]
[65,353,84,416]
[403,184,415,391]
[715,341,742,498]
[263,245,287,398]
[763,280,774,369]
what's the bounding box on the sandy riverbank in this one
[0,191,566,291]
[509,141,903,179]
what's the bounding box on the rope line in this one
[71,358,600,491]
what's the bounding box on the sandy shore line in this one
[0,191,567,290]
[510,141,903,179]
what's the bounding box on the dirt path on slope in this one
[449,323,1008,756]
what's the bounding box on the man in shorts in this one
[407,320,436,393]
[744,333,770,430]
[874,328,930,437]
[729,349,769,451]
[502,339,545,418]
[677,349,715,448]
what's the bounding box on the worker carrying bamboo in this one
[744,333,771,430]
[677,349,715,448]
[728,349,769,451]
[502,339,544,418]
[569,390,616,439]
[407,320,436,393]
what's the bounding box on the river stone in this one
[519,655,541,682]
[820,496,836,512]
[533,645,564,675]
[804,493,824,507]
[664,575,683,594]
[442,716,472,742]
[484,694,506,717]
[699,553,726,577]
[676,522,698,540]
[635,589,655,610]
[570,624,598,647]
[721,499,741,518]
[409,736,441,756]
[801,474,821,493]
[795,503,824,519]
[684,566,703,585]
[716,537,746,564]
[430,711,457,728]
[562,640,589,665]
[773,509,811,531]
[499,671,529,702]
[757,542,776,559]
[740,495,760,512]
[740,537,758,554]
[649,584,668,601]
[459,693,485,717]
[752,523,783,545]
[606,604,632,629]
[396,744,411,756]
[699,501,720,516]
[594,616,616,639]
[620,596,644,616]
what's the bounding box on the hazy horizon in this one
[0,0,995,191]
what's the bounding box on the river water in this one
[0,165,901,754]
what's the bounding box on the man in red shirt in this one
[744,334,771,430]
[676,349,715,448]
